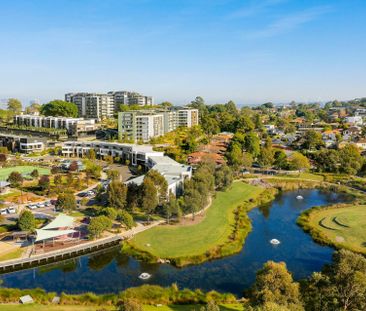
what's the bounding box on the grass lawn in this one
[0,166,50,181]
[274,173,324,182]
[0,304,244,311]
[143,304,244,311]
[307,205,366,254]
[129,182,264,259]
[0,305,113,311]
[0,248,23,262]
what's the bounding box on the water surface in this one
[1,189,346,296]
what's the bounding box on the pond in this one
[1,189,347,296]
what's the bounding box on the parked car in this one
[0,208,7,215]
[37,203,45,208]
[7,207,16,214]
[27,204,37,210]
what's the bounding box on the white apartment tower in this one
[65,90,153,120]
[118,108,199,142]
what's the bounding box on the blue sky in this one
[0,0,365,106]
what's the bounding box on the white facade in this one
[65,93,115,120]
[345,116,363,126]
[14,115,96,135]
[118,108,199,142]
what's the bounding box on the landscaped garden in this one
[0,166,50,181]
[128,182,266,265]
[299,205,366,254]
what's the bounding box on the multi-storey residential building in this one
[118,111,164,142]
[65,93,115,120]
[109,91,153,106]
[13,114,97,136]
[65,90,153,120]
[118,107,199,142]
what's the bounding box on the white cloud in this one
[244,5,332,38]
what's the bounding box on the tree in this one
[17,210,35,232]
[104,155,114,164]
[302,250,366,311]
[258,147,274,168]
[141,178,158,223]
[144,170,168,205]
[25,102,41,114]
[242,152,253,169]
[244,132,261,157]
[88,215,112,239]
[107,180,127,209]
[302,130,324,150]
[38,175,50,191]
[85,160,102,179]
[160,101,173,108]
[273,150,288,170]
[54,174,62,185]
[7,98,22,114]
[215,165,233,190]
[40,100,78,117]
[69,161,78,172]
[163,193,177,224]
[56,193,77,211]
[183,179,202,220]
[86,149,96,160]
[103,207,118,220]
[339,144,363,175]
[107,169,120,181]
[51,166,59,174]
[7,171,23,187]
[227,142,244,168]
[288,152,310,172]
[126,182,141,211]
[251,261,303,310]
[30,169,39,179]
[117,210,135,229]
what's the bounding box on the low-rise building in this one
[13,115,97,136]
[345,116,363,126]
[61,140,192,196]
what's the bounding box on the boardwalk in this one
[0,220,164,274]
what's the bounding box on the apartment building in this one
[13,114,97,136]
[65,90,153,120]
[118,107,199,142]
[118,111,165,142]
[65,93,115,120]
[109,91,153,106]
[61,140,192,196]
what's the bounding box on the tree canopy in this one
[41,100,78,117]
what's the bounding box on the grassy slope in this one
[0,166,50,181]
[0,305,112,311]
[0,304,244,311]
[306,205,366,253]
[129,182,264,259]
[0,248,23,261]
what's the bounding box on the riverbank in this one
[0,285,237,309]
[297,203,366,255]
[124,182,277,267]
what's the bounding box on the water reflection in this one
[2,189,350,296]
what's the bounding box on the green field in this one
[0,303,244,311]
[307,205,366,254]
[0,166,50,181]
[0,305,112,311]
[129,182,264,259]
